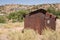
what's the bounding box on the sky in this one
[0,0,60,5]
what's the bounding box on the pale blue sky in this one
[0,0,60,5]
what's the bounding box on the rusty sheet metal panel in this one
[30,13,45,34]
[26,13,40,31]
[45,13,56,30]
[24,13,46,34]
[24,15,30,28]
[50,14,56,30]
[38,13,45,34]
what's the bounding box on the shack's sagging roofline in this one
[29,9,47,16]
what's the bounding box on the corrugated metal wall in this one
[24,12,56,34]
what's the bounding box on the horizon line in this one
[0,3,60,6]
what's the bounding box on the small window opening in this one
[50,15,52,18]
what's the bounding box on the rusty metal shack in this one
[24,9,56,34]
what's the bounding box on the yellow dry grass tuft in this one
[23,29,38,40]
[0,22,24,28]
[42,27,60,40]
[0,29,39,40]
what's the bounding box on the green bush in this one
[7,10,28,22]
[47,7,60,18]
[7,12,18,22]
[47,7,55,13]
[0,16,6,23]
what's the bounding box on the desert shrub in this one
[47,7,60,18]
[7,12,18,22]
[0,16,6,23]
[16,10,27,22]
[47,7,56,15]
[7,10,28,22]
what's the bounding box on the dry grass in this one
[0,22,24,28]
[42,28,56,40]
[0,28,60,40]
[0,29,39,40]
[0,19,59,40]
[41,27,60,40]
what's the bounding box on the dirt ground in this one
[56,19,60,31]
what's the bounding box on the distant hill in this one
[0,4,60,14]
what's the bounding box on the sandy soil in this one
[56,19,60,31]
